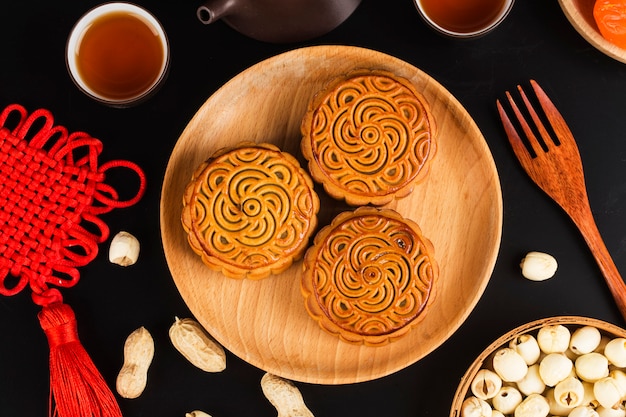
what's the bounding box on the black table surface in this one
[2,1,626,416]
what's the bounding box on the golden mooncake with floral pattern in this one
[301,69,437,206]
[181,142,320,280]
[301,207,438,346]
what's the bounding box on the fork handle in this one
[575,212,626,322]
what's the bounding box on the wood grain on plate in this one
[559,0,626,64]
[160,45,503,384]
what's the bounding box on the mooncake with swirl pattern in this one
[301,69,437,206]
[181,142,320,280]
[301,207,438,346]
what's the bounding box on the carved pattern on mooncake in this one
[181,142,320,280]
[301,69,437,206]
[301,207,437,346]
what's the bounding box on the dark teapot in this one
[197,0,362,43]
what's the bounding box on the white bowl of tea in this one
[413,0,515,39]
[66,2,170,107]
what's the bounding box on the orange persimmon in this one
[594,0,626,49]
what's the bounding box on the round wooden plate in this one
[160,45,503,384]
[558,0,626,64]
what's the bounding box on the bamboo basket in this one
[449,316,626,417]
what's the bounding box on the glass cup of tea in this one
[66,2,170,107]
[413,0,515,38]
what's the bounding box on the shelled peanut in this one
[461,324,626,417]
[261,373,314,417]
[169,317,226,372]
[116,326,155,399]
[185,411,212,417]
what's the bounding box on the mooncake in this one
[181,142,320,280]
[301,69,437,206]
[301,207,438,346]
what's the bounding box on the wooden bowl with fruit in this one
[559,0,626,64]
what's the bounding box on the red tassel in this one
[38,303,122,417]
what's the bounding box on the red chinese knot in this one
[0,103,146,307]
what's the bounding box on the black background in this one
[2,1,626,416]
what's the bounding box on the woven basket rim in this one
[449,315,626,417]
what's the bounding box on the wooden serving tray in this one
[160,45,503,384]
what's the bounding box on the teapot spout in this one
[197,0,237,24]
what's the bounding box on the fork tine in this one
[496,98,535,167]
[530,79,576,147]
[516,84,555,149]
[504,90,544,157]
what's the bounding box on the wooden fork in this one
[497,79,626,322]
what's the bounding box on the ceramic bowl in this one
[413,0,515,39]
